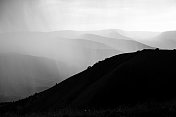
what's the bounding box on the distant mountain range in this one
[1,49,176,114]
[0,29,155,102]
[1,29,176,103]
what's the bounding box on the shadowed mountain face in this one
[1,49,176,113]
[0,53,60,102]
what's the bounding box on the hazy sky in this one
[0,0,176,32]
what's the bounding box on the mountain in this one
[0,53,60,102]
[126,31,176,49]
[157,31,176,41]
[48,29,131,40]
[66,39,121,66]
[117,30,161,40]
[1,49,176,113]
[0,31,120,73]
[86,29,133,40]
[0,30,154,62]
[51,29,157,51]
[0,32,121,102]
[80,34,154,52]
[154,31,176,49]
[0,30,158,103]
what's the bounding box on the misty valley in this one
[1,0,176,116]
[0,30,176,117]
[0,29,156,102]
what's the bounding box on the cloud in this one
[0,0,176,31]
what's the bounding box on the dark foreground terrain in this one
[1,49,176,117]
[1,103,176,117]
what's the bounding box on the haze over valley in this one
[1,2,176,116]
[1,29,176,101]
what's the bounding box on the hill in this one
[0,53,60,102]
[0,32,122,102]
[1,49,176,115]
[134,31,176,49]
[80,34,154,52]
[0,31,122,73]
[154,31,176,49]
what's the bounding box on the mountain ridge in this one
[1,49,176,114]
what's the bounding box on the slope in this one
[0,53,60,102]
[1,49,176,113]
[80,34,154,52]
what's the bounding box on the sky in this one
[0,0,176,32]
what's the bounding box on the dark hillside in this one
[1,49,176,114]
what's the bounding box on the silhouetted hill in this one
[1,49,176,114]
